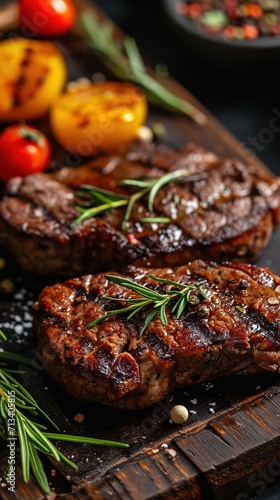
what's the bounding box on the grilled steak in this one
[1,142,280,275]
[33,260,280,409]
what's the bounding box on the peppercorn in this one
[170,405,189,424]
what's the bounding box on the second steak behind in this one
[0,142,279,276]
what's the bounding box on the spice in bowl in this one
[175,0,280,40]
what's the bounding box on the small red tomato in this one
[0,124,51,182]
[19,0,76,37]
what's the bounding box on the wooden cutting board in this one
[0,1,280,499]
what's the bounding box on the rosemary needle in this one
[78,11,207,125]
[0,329,7,341]
[89,274,207,336]
[72,168,196,229]
[0,334,129,495]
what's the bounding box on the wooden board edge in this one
[54,386,280,500]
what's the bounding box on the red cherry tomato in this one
[19,0,76,37]
[0,124,51,182]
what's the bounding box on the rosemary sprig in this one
[78,11,207,125]
[0,332,128,495]
[89,274,208,336]
[72,168,194,229]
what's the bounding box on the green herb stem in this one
[44,433,129,448]
[0,350,41,369]
[89,274,208,335]
[0,330,7,341]
[0,344,129,495]
[78,11,207,125]
[72,197,128,226]
[72,168,192,229]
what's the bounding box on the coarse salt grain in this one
[33,208,44,218]
[137,125,153,143]
[268,297,279,305]
[203,382,214,390]
[14,293,23,300]
[14,325,23,334]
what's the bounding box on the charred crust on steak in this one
[0,142,280,275]
[33,260,280,409]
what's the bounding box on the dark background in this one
[0,0,279,498]
[92,0,280,177]
[90,1,280,499]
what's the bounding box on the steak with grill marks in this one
[0,142,280,275]
[0,144,280,276]
[33,260,280,409]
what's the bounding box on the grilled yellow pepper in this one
[50,82,147,155]
[0,37,67,121]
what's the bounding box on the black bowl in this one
[162,0,280,68]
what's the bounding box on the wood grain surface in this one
[0,1,280,499]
